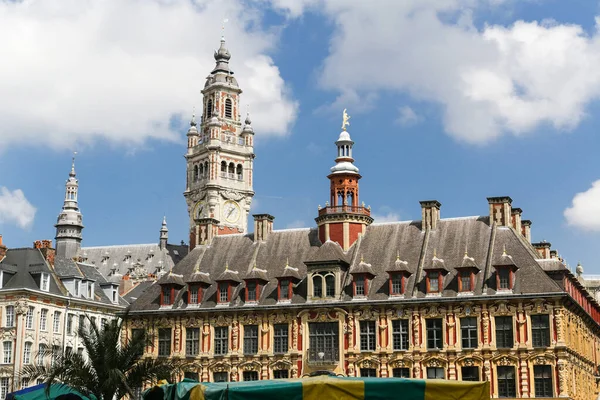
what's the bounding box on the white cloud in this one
[0,0,298,150]
[564,180,600,231]
[371,212,400,224]
[0,187,37,229]
[285,219,306,229]
[396,106,421,126]
[273,0,600,144]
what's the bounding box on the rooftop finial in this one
[502,244,507,256]
[285,257,289,267]
[70,151,78,177]
[464,244,468,258]
[341,108,350,131]
[360,254,364,263]
[191,107,196,126]
[225,261,229,270]
[396,250,400,260]
[221,18,229,41]
[433,248,437,258]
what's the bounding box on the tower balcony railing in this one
[318,205,371,217]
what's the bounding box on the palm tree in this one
[20,313,176,400]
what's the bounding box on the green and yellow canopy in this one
[144,376,490,400]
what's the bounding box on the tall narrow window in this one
[41,273,50,292]
[51,346,59,367]
[23,342,32,365]
[531,315,550,348]
[534,365,553,398]
[158,328,171,357]
[162,286,171,305]
[460,317,478,349]
[360,320,376,351]
[186,328,200,357]
[218,283,229,303]
[87,282,93,298]
[37,344,46,366]
[495,316,513,349]
[392,319,409,351]
[354,275,366,296]
[313,275,322,298]
[461,366,479,381]
[497,268,511,290]
[225,99,233,118]
[236,164,243,180]
[325,275,335,297]
[67,314,74,334]
[426,319,443,350]
[40,309,48,331]
[206,99,213,119]
[426,367,444,379]
[246,282,257,302]
[459,272,473,292]
[0,377,8,400]
[189,286,199,304]
[427,271,440,293]
[131,329,145,357]
[2,342,12,364]
[279,279,291,301]
[79,315,86,332]
[5,306,14,328]
[497,366,516,398]
[274,324,288,354]
[25,307,34,329]
[214,326,229,355]
[390,274,404,295]
[244,325,259,355]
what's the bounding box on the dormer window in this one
[225,98,233,118]
[457,252,480,293]
[246,281,257,302]
[424,251,449,295]
[312,271,336,299]
[188,286,202,304]
[215,265,241,304]
[279,279,292,301]
[496,268,513,290]
[87,282,94,299]
[427,271,442,293]
[353,275,367,297]
[459,272,473,292]
[389,273,407,295]
[218,283,230,303]
[40,273,50,292]
[161,286,172,305]
[74,280,81,297]
[276,261,301,302]
[243,266,268,304]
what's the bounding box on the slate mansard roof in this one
[129,216,567,312]
[0,248,123,307]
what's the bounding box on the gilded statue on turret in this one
[342,108,350,131]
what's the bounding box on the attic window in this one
[161,286,173,306]
[189,286,202,304]
[173,250,179,256]
[311,271,336,299]
[87,282,94,299]
[389,273,406,296]
[496,268,513,290]
[458,271,474,292]
[245,281,263,303]
[353,275,369,297]
[40,273,50,292]
[426,271,442,294]
[278,279,292,301]
[218,283,231,303]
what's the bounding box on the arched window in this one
[337,192,344,206]
[221,161,227,177]
[193,165,199,182]
[204,161,209,177]
[206,99,213,118]
[236,164,243,180]
[313,276,323,298]
[346,191,354,207]
[225,99,233,118]
[198,164,203,179]
[325,275,335,297]
[228,162,235,175]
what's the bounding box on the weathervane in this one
[221,18,229,40]
[341,108,350,131]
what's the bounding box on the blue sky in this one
[2,0,600,274]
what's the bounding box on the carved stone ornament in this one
[0,329,15,341]
[239,360,261,372]
[14,297,29,315]
[463,358,474,367]
[131,319,145,328]
[533,356,549,365]
[357,357,380,369]
[389,358,411,369]
[268,312,290,324]
[210,361,231,373]
[0,366,12,375]
[186,317,200,327]
[157,317,171,328]
[222,190,245,202]
[426,358,445,368]
[211,314,233,327]
[270,358,292,370]
[497,356,514,366]
[239,313,259,325]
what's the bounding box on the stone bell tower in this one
[184,35,255,249]
[315,110,373,250]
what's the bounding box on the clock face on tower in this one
[194,201,206,220]
[223,200,241,223]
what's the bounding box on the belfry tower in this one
[315,110,373,250]
[184,34,255,249]
[55,155,84,259]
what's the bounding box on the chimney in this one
[253,214,275,242]
[0,235,6,261]
[532,241,551,259]
[511,208,522,234]
[191,218,219,249]
[34,240,56,265]
[487,196,513,226]
[420,200,441,230]
[521,220,532,242]
[550,250,558,259]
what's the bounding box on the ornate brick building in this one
[125,36,600,400]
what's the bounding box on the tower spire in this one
[55,153,84,259]
[160,216,169,250]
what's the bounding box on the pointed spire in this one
[161,216,168,232]
[70,151,77,178]
[190,107,197,127]
[159,216,168,250]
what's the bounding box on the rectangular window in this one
[392,368,410,378]
[189,287,199,304]
[23,342,32,365]
[41,273,50,291]
[53,312,61,333]
[426,319,443,350]
[308,322,339,363]
[214,327,229,355]
[131,329,145,357]
[244,325,259,355]
[158,328,171,357]
[79,315,86,332]
[392,319,409,351]
[213,371,228,382]
[498,269,510,290]
[87,282,93,299]
[391,274,403,295]
[162,287,171,305]
[273,370,289,379]
[0,377,8,400]
[21,378,29,389]
[360,368,377,377]
[279,279,290,300]
[534,365,553,398]
[428,271,440,293]
[25,307,34,329]
[355,276,365,296]
[461,317,478,349]
[90,316,97,328]
[184,372,199,382]
[497,366,516,398]
[243,371,259,381]
[101,318,107,328]
[360,320,376,351]
[426,367,444,379]
[67,314,74,334]
[186,328,200,357]
[495,316,513,349]
[531,315,550,348]
[2,342,12,364]
[5,306,14,328]
[460,272,472,292]
[74,280,80,296]
[218,283,229,303]
[274,324,288,354]
[247,282,257,302]
[40,309,48,331]
[461,366,479,381]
